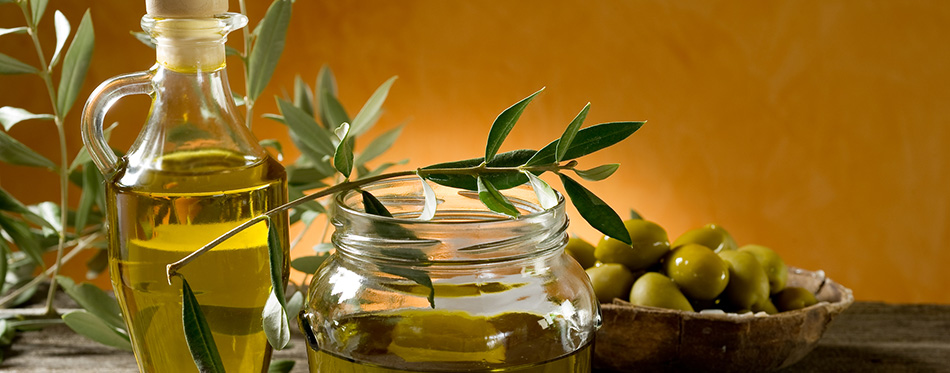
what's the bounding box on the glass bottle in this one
[80,4,289,372]
[300,177,600,373]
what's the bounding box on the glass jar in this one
[300,177,600,372]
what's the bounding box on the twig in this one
[0,233,101,308]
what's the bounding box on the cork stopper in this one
[146,0,228,18]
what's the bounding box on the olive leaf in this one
[275,98,336,163]
[30,0,48,27]
[362,190,393,217]
[69,122,116,171]
[423,149,537,191]
[290,255,329,275]
[130,31,155,49]
[316,65,349,130]
[350,76,397,137]
[56,275,125,330]
[180,277,226,373]
[50,10,69,68]
[0,107,54,131]
[355,124,403,167]
[0,186,55,230]
[484,88,544,163]
[85,248,108,279]
[293,75,315,116]
[0,131,55,168]
[262,216,291,349]
[418,177,437,221]
[380,265,435,308]
[0,240,9,295]
[526,121,645,166]
[74,164,101,233]
[62,310,132,351]
[523,171,558,210]
[259,139,283,160]
[333,122,354,178]
[0,27,29,37]
[57,10,94,115]
[573,163,620,181]
[0,214,44,267]
[558,174,632,245]
[477,176,520,218]
[557,102,590,162]
[247,0,292,101]
[629,209,643,220]
[0,52,38,75]
[268,359,296,373]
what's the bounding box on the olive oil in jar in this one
[306,310,592,373]
[107,150,288,372]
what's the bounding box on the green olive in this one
[718,250,770,310]
[565,237,597,269]
[595,219,671,271]
[585,263,637,303]
[672,223,737,253]
[662,244,729,300]
[738,244,788,294]
[752,297,779,315]
[629,272,694,312]
[774,287,818,312]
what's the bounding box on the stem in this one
[239,0,254,130]
[416,162,570,177]
[18,2,70,316]
[165,170,417,281]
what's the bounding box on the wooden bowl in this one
[593,267,854,372]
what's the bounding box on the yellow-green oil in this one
[107,149,287,372]
[306,310,592,373]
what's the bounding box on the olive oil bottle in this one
[81,2,288,372]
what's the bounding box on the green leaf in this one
[349,76,397,136]
[85,248,108,279]
[30,0,48,26]
[57,10,94,115]
[267,217,286,305]
[0,131,55,168]
[361,190,393,218]
[26,201,60,233]
[0,107,54,131]
[62,310,132,351]
[259,139,283,160]
[0,241,9,297]
[0,187,53,230]
[276,98,336,162]
[316,65,349,129]
[74,164,100,233]
[526,121,645,166]
[573,163,620,181]
[70,122,116,171]
[284,290,304,330]
[50,10,70,69]
[477,177,520,218]
[484,88,544,163]
[293,75,314,117]
[268,359,295,373]
[290,255,329,275]
[225,46,241,57]
[180,277,226,373]
[418,177,436,221]
[0,52,38,75]
[422,149,536,191]
[355,124,403,166]
[0,214,44,267]
[380,265,435,308]
[629,209,643,220]
[0,27,28,37]
[247,0,292,100]
[130,31,155,49]
[55,276,125,330]
[558,174,631,245]
[333,123,354,178]
[262,290,291,349]
[557,102,590,162]
[523,171,558,210]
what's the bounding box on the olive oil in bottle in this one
[108,151,287,372]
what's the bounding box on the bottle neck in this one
[142,13,246,73]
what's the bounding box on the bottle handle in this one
[81,71,154,176]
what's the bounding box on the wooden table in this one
[1,302,947,372]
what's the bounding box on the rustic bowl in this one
[593,267,854,372]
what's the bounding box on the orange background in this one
[1,1,948,304]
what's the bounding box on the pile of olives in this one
[569,219,818,314]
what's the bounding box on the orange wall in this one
[1,1,948,304]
